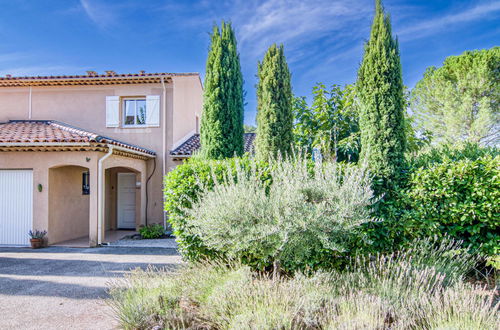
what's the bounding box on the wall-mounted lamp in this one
[37,184,43,192]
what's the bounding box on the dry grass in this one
[108,241,499,330]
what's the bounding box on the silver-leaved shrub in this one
[185,157,375,274]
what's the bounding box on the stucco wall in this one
[49,166,90,244]
[0,150,148,246]
[0,76,202,224]
[0,151,99,245]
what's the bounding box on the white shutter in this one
[106,96,120,127]
[146,95,160,127]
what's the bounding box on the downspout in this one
[97,145,113,245]
[161,76,167,228]
[28,86,32,119]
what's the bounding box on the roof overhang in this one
[0,72,199,87]
[0,142,156,160]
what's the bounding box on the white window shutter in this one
[105,96,120,127]
[146,95,160,127]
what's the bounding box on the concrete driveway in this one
[0,246,183,330]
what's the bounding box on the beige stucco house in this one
[0,71,203,247]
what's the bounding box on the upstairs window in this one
[123,98,146,126]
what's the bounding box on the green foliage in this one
[356,0,406,191]
[255,44,294,160]
[110,241,497,330]
[185,158,375,274]
[164,157,271,261]
[139,224,164,239]
[293,84,360,162]
[404,154,500,255]
[354,143,499,256]
[411,46,500,145]
[243,124,256,133]
[200,21,244,159]
[408,142,500,170]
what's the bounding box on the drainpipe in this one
[161,76,167,229]
[28,86,32,119]
[97,145,113,245]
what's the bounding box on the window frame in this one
[122,97,147,127]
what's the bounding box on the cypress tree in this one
[255,44,293,159]
[200,21,244,159]
[356,0,406,190]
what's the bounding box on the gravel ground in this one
[0,246,183,330]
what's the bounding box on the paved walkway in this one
[0,246,183,330]
[107,237,178,248]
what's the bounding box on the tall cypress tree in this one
[356,0,406,190]
[255,44,293,159]
[200,21,244,159]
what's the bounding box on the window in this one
[123,98,146,126]
[82,171,90,195]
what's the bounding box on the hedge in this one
[165,145,499,264]
[403,155,499,255]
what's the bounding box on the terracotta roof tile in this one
[0,72,199,87]
[0,120,155,156]
[170,133,256,156]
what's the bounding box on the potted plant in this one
[28,230,47,249]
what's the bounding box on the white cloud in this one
[79,0,117,28]
[399,1,500,40]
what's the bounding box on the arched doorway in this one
[103,166,142,243]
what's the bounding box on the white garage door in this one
[0,170,33,245]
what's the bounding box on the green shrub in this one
[109,240,497,330]
[164,157,272,261]
[408,142,499,170]
[404,154,499,255]
[185,158,375,274]
[139,224,164,239]
[367,144,499,256]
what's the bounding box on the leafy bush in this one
[139,224,164,239]
[408,142,499,170]
[185,158,374,274]
[109,240,497,330]
[164,157,271,261]
[367,144,499,256]
[404,154,499,255]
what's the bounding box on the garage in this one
[0,170,33,245]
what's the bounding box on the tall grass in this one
[108,240,498,330]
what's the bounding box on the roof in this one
[0,120,156,158]
[0,71,199,87]
[170,133,256,157]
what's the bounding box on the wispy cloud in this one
[399,1,500,40]
[79,0,117,28]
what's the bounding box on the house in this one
[0,71,203,247]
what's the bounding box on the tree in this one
[244,124,257,133]
[200,21,244,159]
[255,44,293,159]
[356,0,406,190]
[411,47,500,146]
[293,84,360,162]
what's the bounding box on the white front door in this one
[0,170,33,245]
[117,173,136,229]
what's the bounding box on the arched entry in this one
[48,165,90,245]
[103,166,142,243]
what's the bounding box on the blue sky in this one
[0,0,499,125]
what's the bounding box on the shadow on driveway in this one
[0,246,184,329]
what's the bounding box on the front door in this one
[117,173,136,229]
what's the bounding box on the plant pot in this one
[30,238,43,249]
